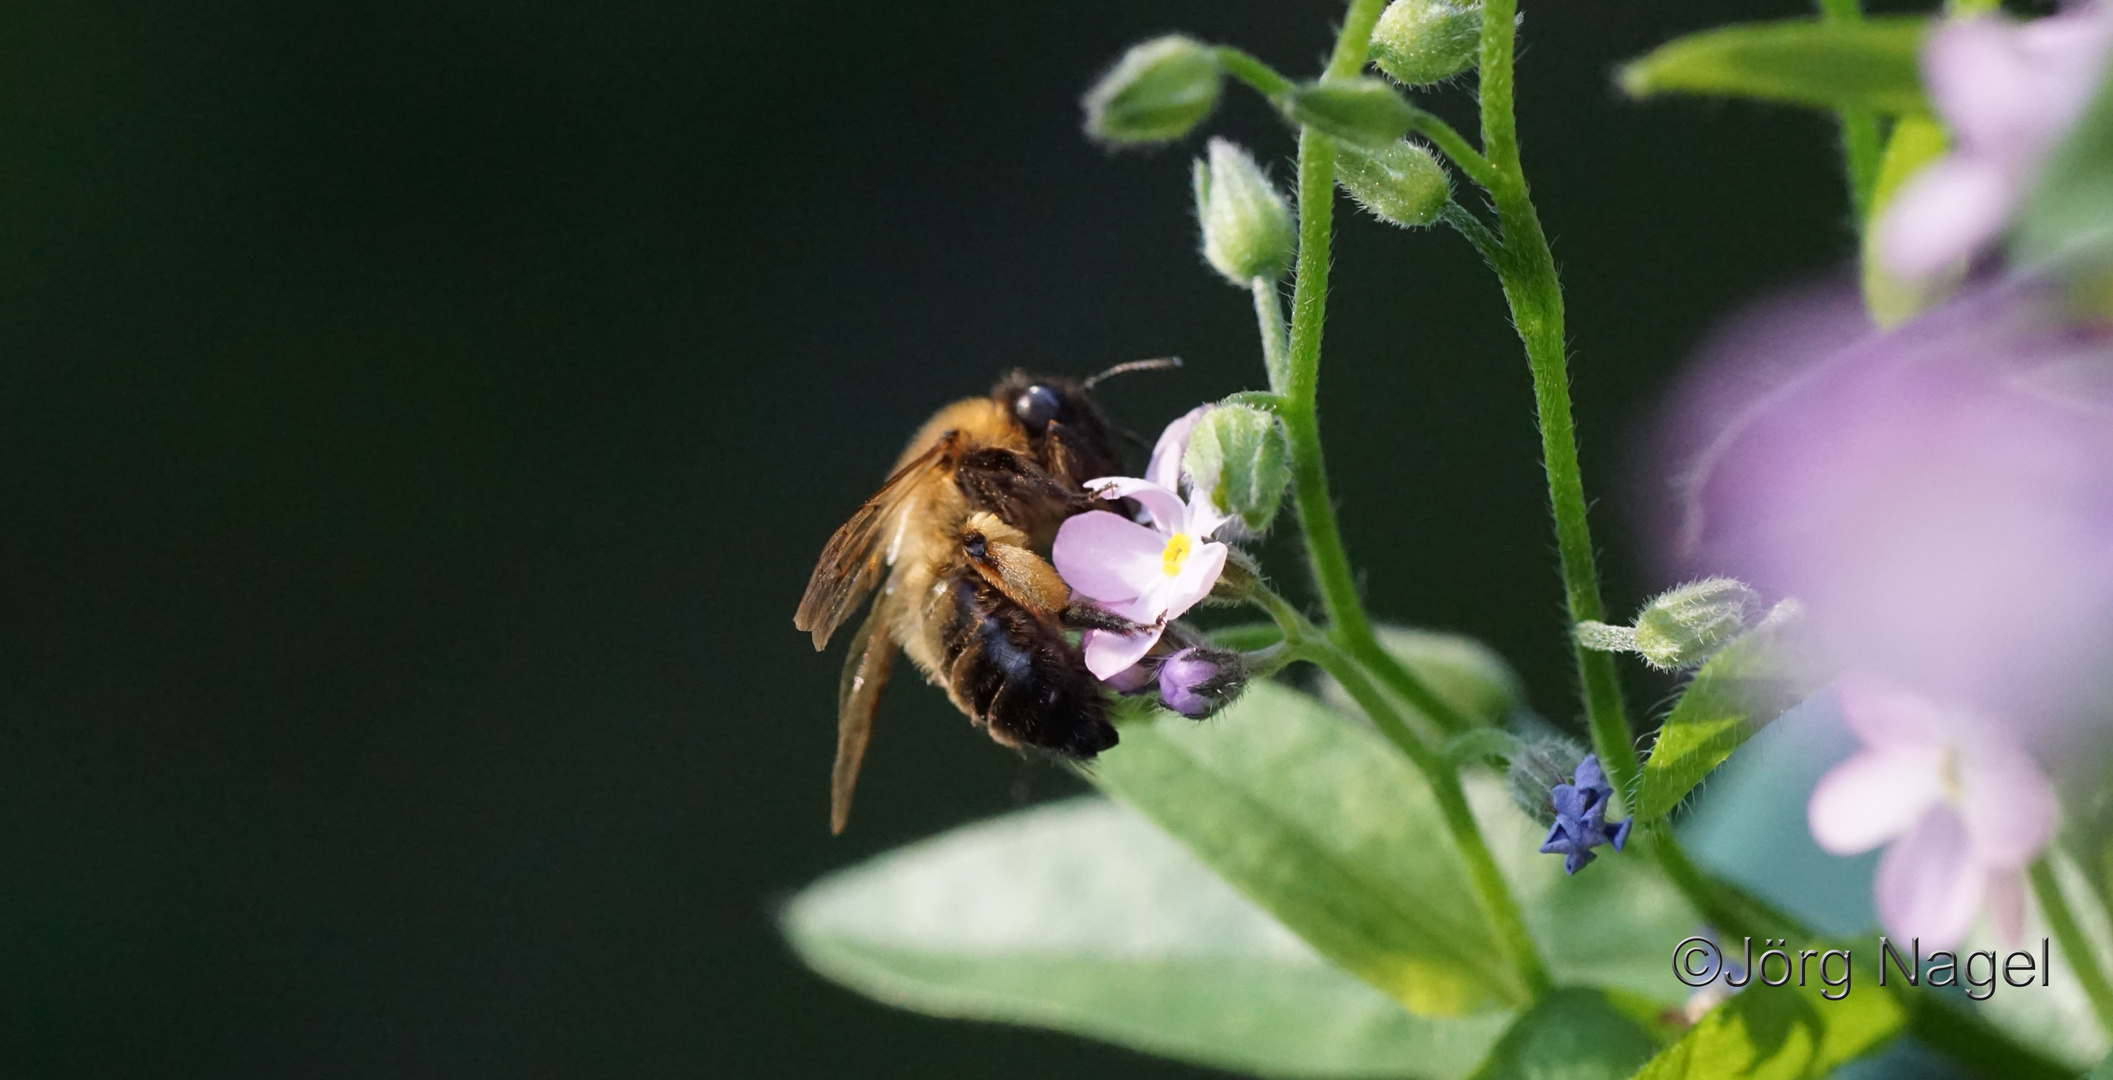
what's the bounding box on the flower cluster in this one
[1807,678,2056,950]
[1538,755,1633,875]
[1054,406,1232,679]
[1874,2,2113,280]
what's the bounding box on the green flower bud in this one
[1082,36,1223,145]
[1507,735,1587,828]
[1576,577,1761,671]
[1183,404,1290,533]
[1282,77,1416,149]
[1369,0,1484,86]
[1192,139,1296,285]
[1337,141,1451,228]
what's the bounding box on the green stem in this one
[1404,105,1498,189]
[1474,0,1637,796]
[1815,0,1881,221]
[1251,277,1291,394]
[1306,639,1552,1000]
[2030,856,2113,1033]
[1214,45,1296,99]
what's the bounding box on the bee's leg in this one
[954,448,1102,519]
[1060,601,1154,635]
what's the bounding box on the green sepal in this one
[1283,78,1418,149]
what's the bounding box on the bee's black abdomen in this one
[943,579,1117,758]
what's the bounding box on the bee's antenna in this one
[1083,356,1182,389]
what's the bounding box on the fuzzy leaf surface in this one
[1636,626,1828,822]
[783,797,1512,1078]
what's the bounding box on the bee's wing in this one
[830,599,897,834]
[794,437,951,650]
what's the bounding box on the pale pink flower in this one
[1874,2,2113,279]
[1808,677,2057,950]
[1053,407,1231,679]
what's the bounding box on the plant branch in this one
[1251,277,1291,393]
[1474,0,1638,798]
[1213,46,1295,99]
[1404,105,1498,189]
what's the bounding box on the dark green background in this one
[0,1,1867,1075]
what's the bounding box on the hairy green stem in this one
[1306,639,1552,1000]
[1474,0,1637,796]
[1251,278,1291,393]
[2030,857,2113,1032]
[1404,105,1497,189]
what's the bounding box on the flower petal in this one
[1808,745,1947,855]
[1874,805,1985,951]
[1082,625,1162,680]
[1986,868,2028,946]
[1053,511,1166,603]
[1871,155,2016,280]
[1154,539,1227,624]
[1959,738,2056,870]
[1833,676,1952,750]
[1084,476,1188,534]
[1147,405,1213,493]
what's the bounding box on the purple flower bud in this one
[1156,646,1247,719]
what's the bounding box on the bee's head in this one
[997,372,1092,435]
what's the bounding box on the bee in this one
[795,362,1176,833]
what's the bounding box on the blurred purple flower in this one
[1659,276,2113,738]
[1808,676,2055,949]
[1873,3,2113,279]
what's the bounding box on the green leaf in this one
[1635,621,1828,823]
[1628,971,1904,1080]
[2013,63,2113,269]
[1618,18,1930,115]
[1094,680,1523,1015]
[2090,1050,2113,1080]
[1468,988,1663,1080]
[1095,681,1700,1016]
[782,797,1514,1078]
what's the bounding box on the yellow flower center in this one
[1161,533,1192,577]
[1937,745,1964,805]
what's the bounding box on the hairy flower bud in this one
[1506,736,1587,827]
[1576,577,1761,670]
[1193,139,1296,285]
[1183,404,1290,532]
[1082,36,1223,145]
[1157,646,1247,719]
[1337,141,1451,228]
[1369,0,1484,86]
[1282,78,1417,149]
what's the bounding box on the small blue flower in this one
[1538,754,1633,874]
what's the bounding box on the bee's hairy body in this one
[796,372,1136,832]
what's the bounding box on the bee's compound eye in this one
[1013,384,1064,429]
